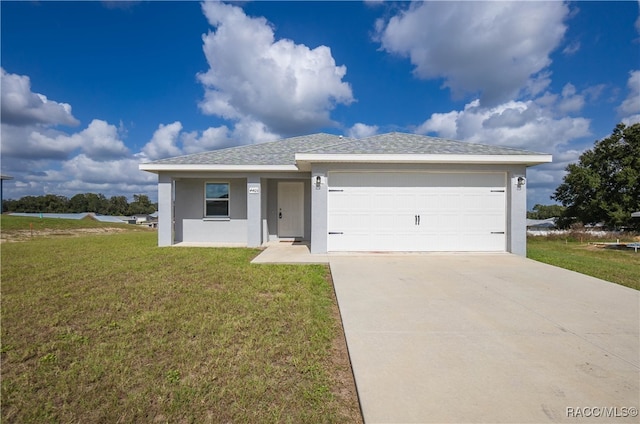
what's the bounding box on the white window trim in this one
[204,181,230,218]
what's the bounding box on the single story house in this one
[139,132,552,255]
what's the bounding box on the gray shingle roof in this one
[148,133,350,166]
[304,132,546,156]
[143,132,547,166]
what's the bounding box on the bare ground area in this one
[0,227,131,243]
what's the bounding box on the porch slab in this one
[173,242,247,248]
[251,241,330,264]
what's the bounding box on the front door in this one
[277,182,304,238]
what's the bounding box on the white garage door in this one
[327,172,506,252]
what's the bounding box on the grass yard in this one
[527,237,640,290]
[1,217,361,423]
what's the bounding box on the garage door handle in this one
[491,231,505,234]
[328,232,343,235]
[415,215,421,225]
[329,189,344,192]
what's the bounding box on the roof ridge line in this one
[300,135,356,153]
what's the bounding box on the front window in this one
[205,182,229,217]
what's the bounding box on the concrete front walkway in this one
[251,241,330,264]
[329,254,639,423]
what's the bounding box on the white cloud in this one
[557,83,585,114]
[181,126,231,154]
[61,154,153,186]
[141,121,184,161]
[562,41,581,56]
[2,125,73,160]
[0,70,127,163]
[229,119,279,144]
[72,119,130,160]
[416,89,594,207]
[376,2,569,105]
[3,152,156,201]
[417,98,590,152]
[140,119,280,162]
[197,1,354,136]
[347,123,379,139]
[1,119,129,161]
[618,70,640,125]
[0,68,154,200]
[1,68,79,127]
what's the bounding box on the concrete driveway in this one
[329,254,639,423]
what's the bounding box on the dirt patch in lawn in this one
[0,227,131,243]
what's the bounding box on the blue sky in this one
[1,1,639,209]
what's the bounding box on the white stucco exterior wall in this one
[508,168,528,256]
[310,165,329,254]
[157,173,173,247]
[246,176,262,247]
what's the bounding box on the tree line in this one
[553,123,639,230]
[526,204,566,220]
[2,193,157,216]
[530,123,639,230]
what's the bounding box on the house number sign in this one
[249,187,260,194]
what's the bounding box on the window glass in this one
[205,183,229,217]
[206,200,229,216]
[206,183,229,199]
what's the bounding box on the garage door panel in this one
[330,191,370,210]
[328,172,506,252]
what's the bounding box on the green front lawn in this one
[527,237,640,290]
[1,230,360,423]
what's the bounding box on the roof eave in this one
[294,153,553,166]
[139,164,300,173]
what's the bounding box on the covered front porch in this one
[156,172,312,247]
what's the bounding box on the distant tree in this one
[68,193,89,213]
[527,204,566,220]
[13,196,39,212]
[3,192,156,215]
[1,199,14,213]
[85,193,109,214]
[552,123,640,229]
[42,194,69,212]
[108,196,129,215]
[127,194,155,215]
